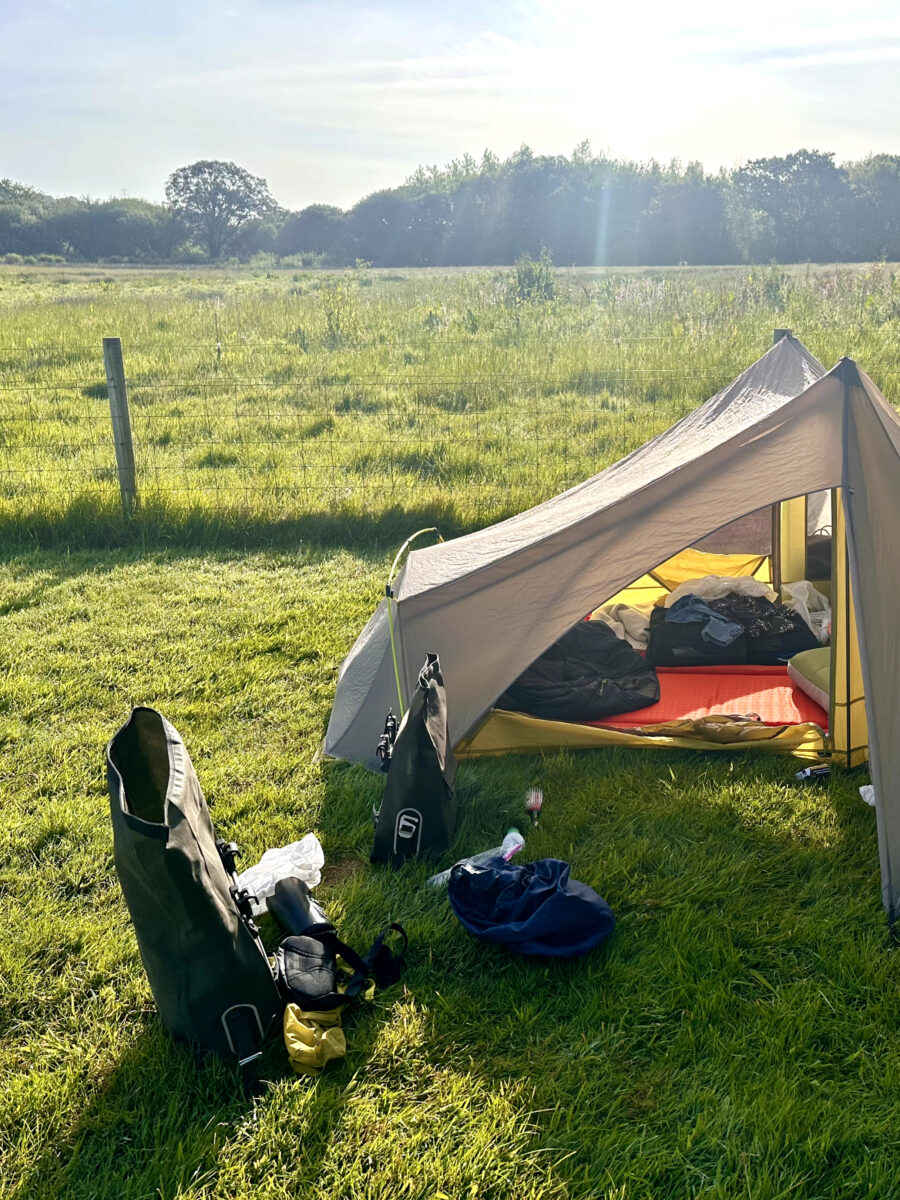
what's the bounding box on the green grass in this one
[2,261,900,548]
[2,265,900,1198]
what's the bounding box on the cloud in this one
[2,0,900,207]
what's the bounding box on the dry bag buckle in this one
[215,839,241,876]
[376,709,398,774]
[216,839,261,936]
[229,884,261,936]
[221,1003,265,1067]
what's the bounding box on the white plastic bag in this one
[860,785,876,807]
[782,580,831,644]
[664,576,777,607]
[236,833,325,916]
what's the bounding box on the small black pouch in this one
[270,878,409,1010]
[275,935,344,1010]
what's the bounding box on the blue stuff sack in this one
[447,857,615,958]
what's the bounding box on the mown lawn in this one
[0,544,895,1200]
[2,265,900,1198]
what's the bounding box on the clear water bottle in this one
[426,828,525,888]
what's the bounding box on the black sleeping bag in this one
[497,621,659,722]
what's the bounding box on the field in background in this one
[3,265,900,1199]
[2,261,900,545]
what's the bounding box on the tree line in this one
[3,145,900,266]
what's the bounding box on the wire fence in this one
[3,335,898,529]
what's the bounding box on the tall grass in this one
[2,262,899,549]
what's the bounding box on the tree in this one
[847,155,900,259]
[0,179,53,255]
[638,163,736,265]
[42,197,180,260]
[731,150,850,261]
[344,190,419,266]
[164,160,277,258]
[276,204,345,258]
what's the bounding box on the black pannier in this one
[646,605,748,667]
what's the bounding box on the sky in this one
[2,0,900,211]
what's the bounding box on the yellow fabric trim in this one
[456,709,827,761]
[778,497,808,585]
[830,491,868,767]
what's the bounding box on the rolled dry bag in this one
[107,707,282,1068]
[371,653,457,864]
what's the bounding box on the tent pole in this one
[385,526,444,715]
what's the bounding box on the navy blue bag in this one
[448,857,615,958]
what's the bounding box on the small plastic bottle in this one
[426,828,524,888]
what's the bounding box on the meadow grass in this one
[2,261,900,547]
[2,265,900,1198]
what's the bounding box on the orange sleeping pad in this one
[588,664,828,731]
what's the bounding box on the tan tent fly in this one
[324,335,900,917]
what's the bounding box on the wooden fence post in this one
[102,337,137,514]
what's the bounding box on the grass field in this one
[2,261,899,545]
[2,264,900,1199]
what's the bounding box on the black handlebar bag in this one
[107,707,281,1069]
[371,654,457,864]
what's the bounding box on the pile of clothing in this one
[592,576,831,655]
[647,577,822,666]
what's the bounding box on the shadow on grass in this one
[9,749,889,1198]
[0,492,508,556]
[14,999,391,1200]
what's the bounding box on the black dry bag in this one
[107,707,282,1069]
[371,653,457,864]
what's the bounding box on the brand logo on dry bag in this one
[394,809,423,855]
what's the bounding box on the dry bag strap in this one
[320,923,408,998]
[365,922,408,988]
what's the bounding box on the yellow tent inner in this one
[456,498,863,764]
[600,548,771,611]
[830,490,868,767]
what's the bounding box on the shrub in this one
[510,247,554,304]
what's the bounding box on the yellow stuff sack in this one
[283,1004,346,1075]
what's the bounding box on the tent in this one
[324,334,900,917]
